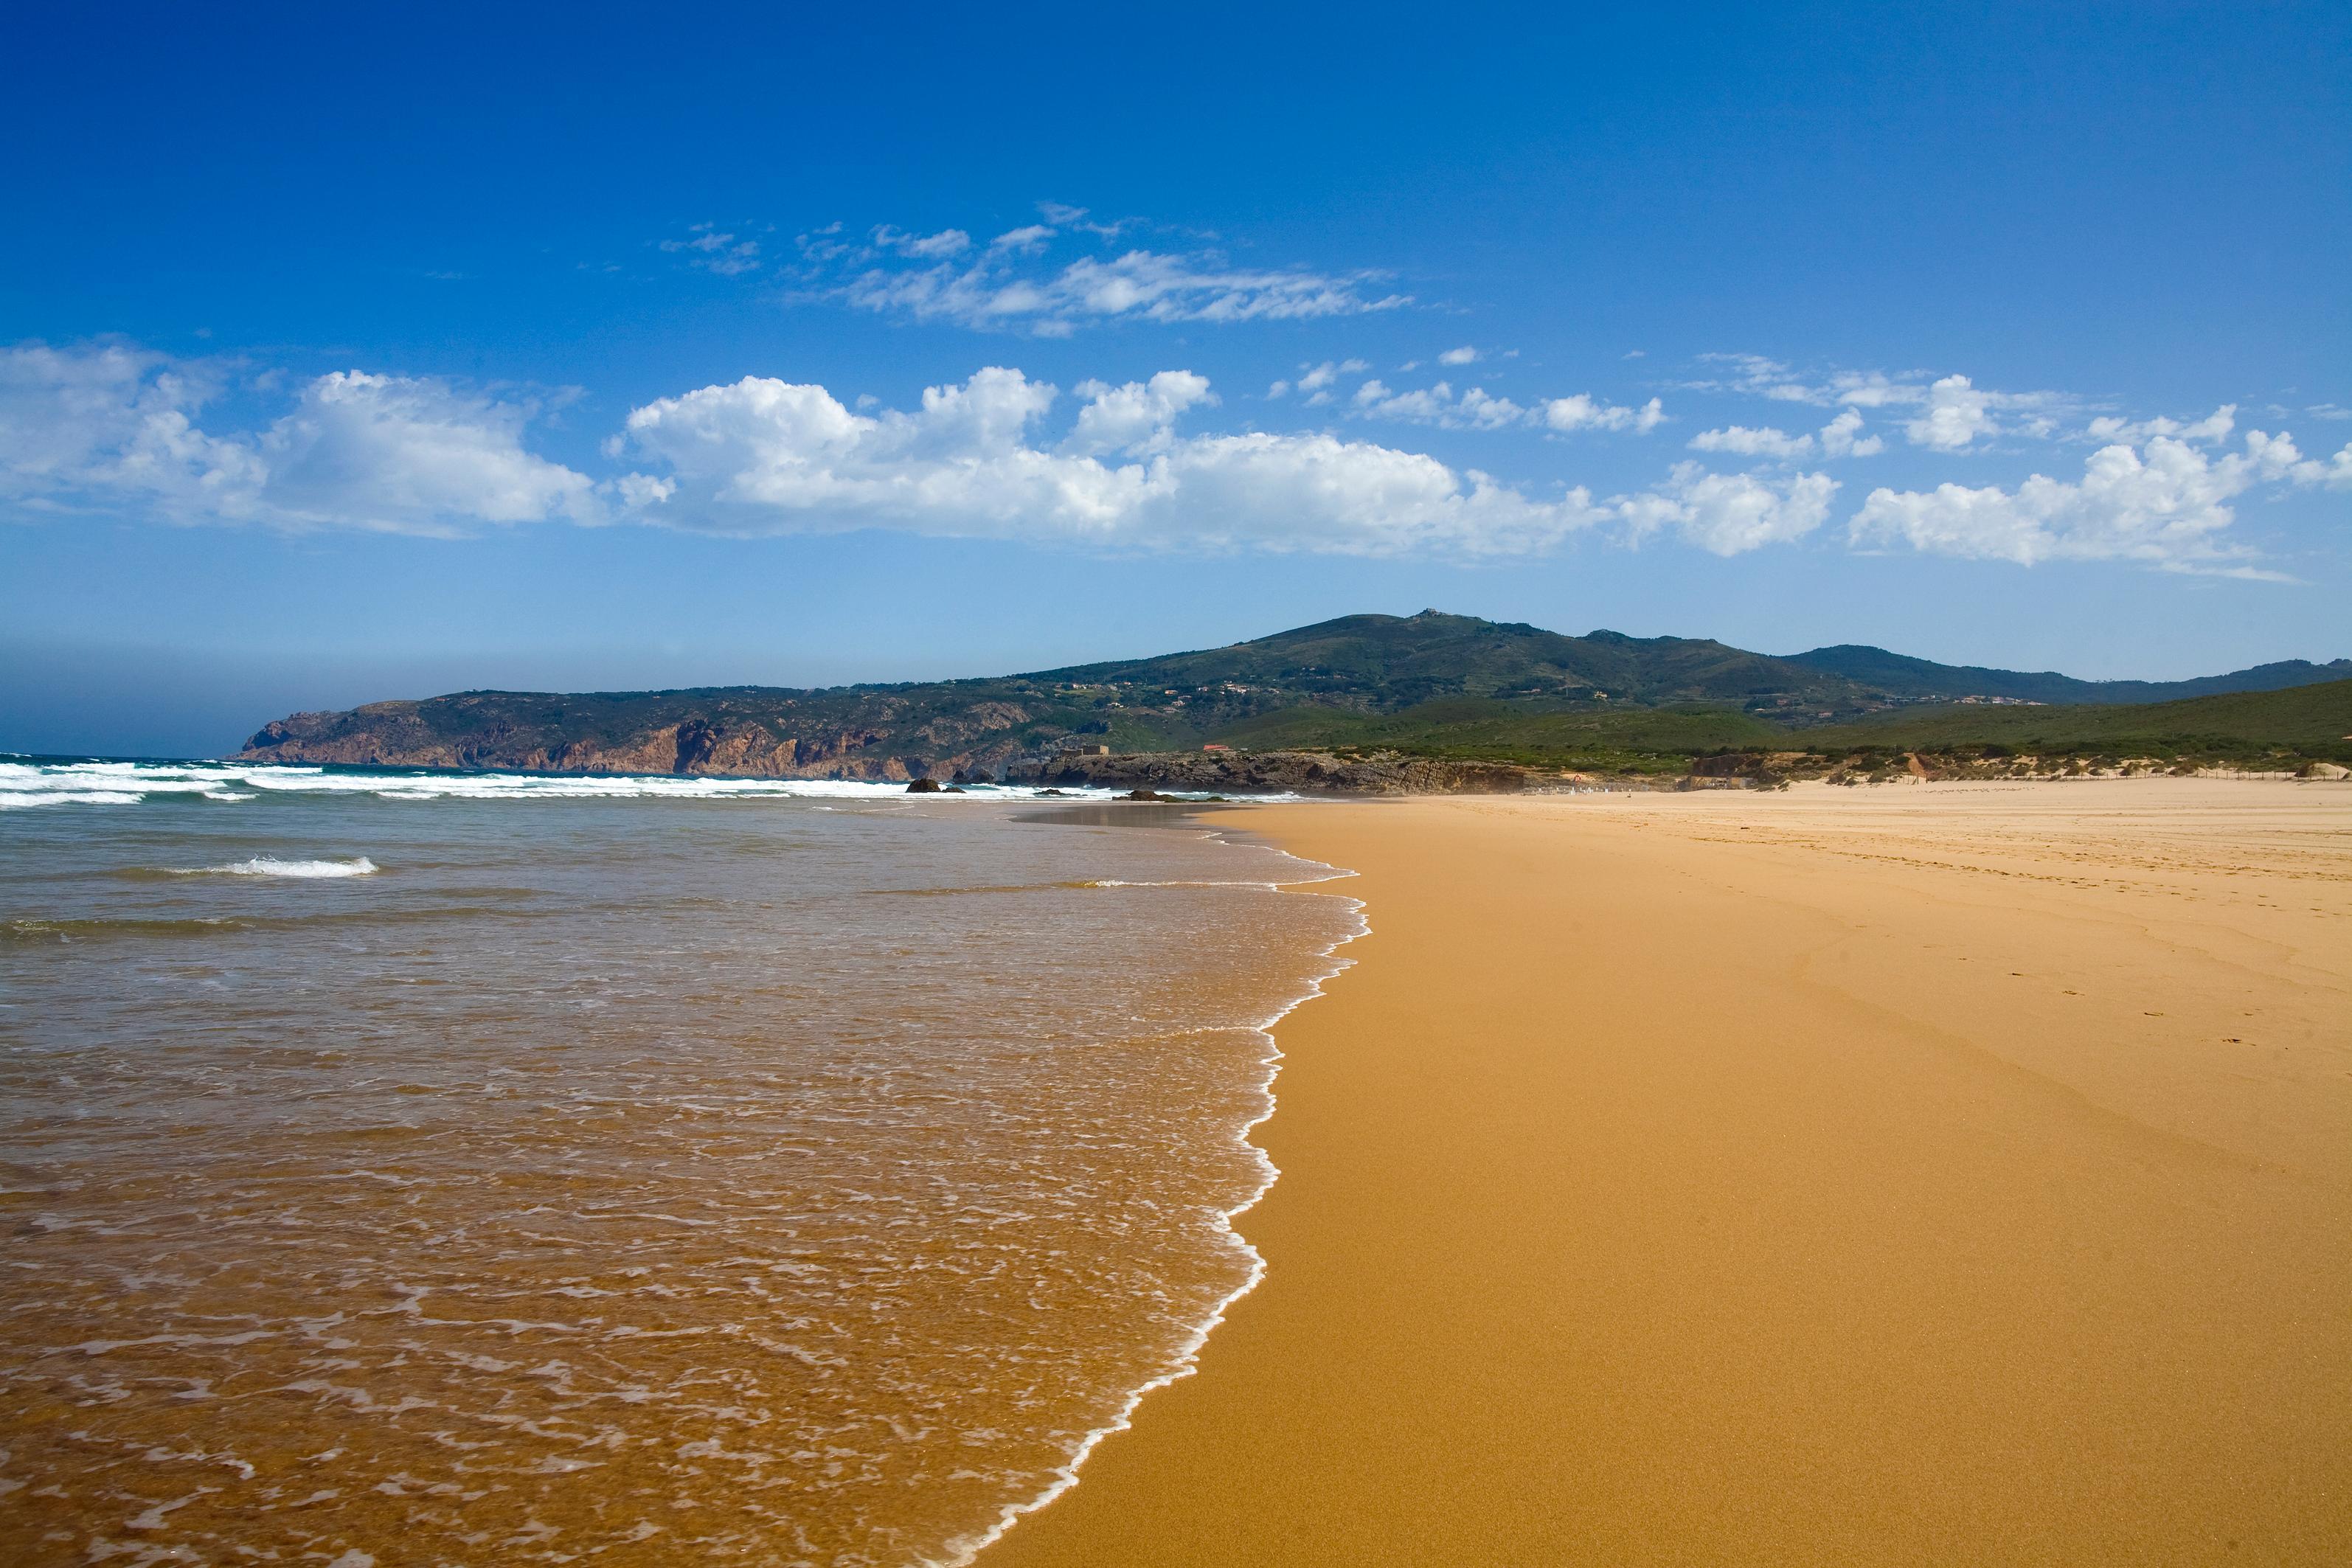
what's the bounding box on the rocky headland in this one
[240,705,942,781]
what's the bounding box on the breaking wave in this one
[0,756,1269,808]
[194,856,379,878]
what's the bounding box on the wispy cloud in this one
[1685,355,2070,449]
[660,223,765,277]
[1350,378,1665,436]
[785,206,1411,336]
[871,224,971,259]
[2082,405,2236,445]
[1268,359,1370,404]
[1688,409,1884,460]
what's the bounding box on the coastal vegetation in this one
[1188,679,2352,780]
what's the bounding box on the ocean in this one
[0,757,1361,1567]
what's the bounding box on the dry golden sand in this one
[988,779,2352,1567]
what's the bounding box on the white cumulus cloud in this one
[1904,374,2000,451]
[1819,409,1884,457]
[1437,346,1480,366]
[1616,463,1839,555]
[0,342,594,533]
[259,373,597,530]
[1,342,248,505]
[1688,424,1814,459]
[616,367,1609,555]
[1061,370,1217,456]
[1850,427,2347,573]
[1540,394,1665,434]
[18,340,2339,575]
[1349,379,1519,429]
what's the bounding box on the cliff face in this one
[238,701,1533,794]
[237,699,1041,782]
[1005,749,1530,796]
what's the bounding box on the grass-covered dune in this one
[1201,680,2352,777]
[1796,679,2352,770]
[1205,698,1783,774]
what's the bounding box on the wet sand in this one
[988,780,2352,1567]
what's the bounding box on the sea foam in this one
[201,856,380,878]
[0,755,1260,807]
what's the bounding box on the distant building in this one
[1202,743,1229,752]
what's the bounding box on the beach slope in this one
[991,780,2351,1567]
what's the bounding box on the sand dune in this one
[990,779,2352,1567]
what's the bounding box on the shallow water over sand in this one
[0,769,1358,1566]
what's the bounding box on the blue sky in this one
[3,1,2348,755]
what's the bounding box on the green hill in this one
[1782,645,2351,706]
[1051,611,1861,712]
[235,612,2350,780]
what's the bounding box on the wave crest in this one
[194,856,381,878]
[1,757,1288,808]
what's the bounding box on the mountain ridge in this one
[235,611,2350,780]
[1782,643,2352,707]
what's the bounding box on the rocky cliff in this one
[238,695,1039,782]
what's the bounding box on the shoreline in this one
[984,778,2352,1566]
[940,815,1369,1568]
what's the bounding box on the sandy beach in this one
[989,779,2352,1567]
